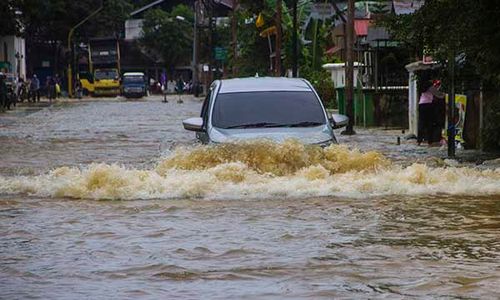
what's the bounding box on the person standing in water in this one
[176,77,184,103]
[30,74,40,102]
[430,80,446,145]
[417,79,445,145]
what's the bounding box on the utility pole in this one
[67,1,103,98]
[342,0,356,135]
[292,0,298,77]
[448,52,456,157]
[231,0,238,77]
[193,1,199,96]
[275,0,282,76]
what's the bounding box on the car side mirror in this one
[182,117,204,132]
[330,113,349,129]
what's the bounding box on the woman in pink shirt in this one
[418,80,445,145]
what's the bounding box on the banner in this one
[445,94,467,144]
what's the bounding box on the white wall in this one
[408,71,418,136]
[125,19,144,41]
[0,35,26,79]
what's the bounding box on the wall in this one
[0,35,26,79]
[125,19,144,41]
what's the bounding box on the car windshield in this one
[123,76,144,83]
[212,91,326,129]
[95,70,118,80]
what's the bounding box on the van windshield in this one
[95,69,118,80]
[123,76,144,83]
[212,91,326,129]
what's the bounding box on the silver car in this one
[182,77,348,146]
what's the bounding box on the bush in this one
[301,68,336,109]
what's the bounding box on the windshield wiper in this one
[225,122,283,129]
[282,121,324,127]
[225,121,324,129]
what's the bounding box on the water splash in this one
[1,140,499,200]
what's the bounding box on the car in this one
[121,72,147,98]
[182,77,348,146]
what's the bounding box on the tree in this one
[140,5,193,68]
[0,0,23,36]
[84,0,133,38]
[382,0,500,150]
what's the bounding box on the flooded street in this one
[1,97,499,299]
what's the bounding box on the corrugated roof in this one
[214,0,234,9]
[392,0,424,15]
[367,26,390,42]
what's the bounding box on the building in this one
[0,35,26,79]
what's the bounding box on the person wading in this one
[176,77,184,103]
[430,80,446,145]
[30,74,40,102]
[0,73,7,111]
[417,79,445,145]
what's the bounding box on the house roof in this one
[367,26,391,42]
[392,0,424,15]
[214,0,234,9]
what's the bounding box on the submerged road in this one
[0,96,499,299]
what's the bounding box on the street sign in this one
[214,47,227,61]
[310,3,334,20]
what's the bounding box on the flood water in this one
[1,97,499,299]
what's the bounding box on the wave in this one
[1,140,499,200]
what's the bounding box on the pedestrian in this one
[430,80,446,145]
[17,76,24,100]
[417,79,445,145]
[0,73,7,111]
[46,76,56,102]
[75,79,83,99]
[30,74,40,102]
[54,74,61,98]
[175,77,184,103]
[149,77,155,94]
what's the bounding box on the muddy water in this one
[1,98,499,299]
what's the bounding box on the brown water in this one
[1,98,499,299]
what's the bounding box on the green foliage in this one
[371,0,390,15]
[91,0,133,38]
[234,12,270,76]
[382,0,500,150]
[140,5,193,67]
[382,0,500,84]
[0,0,22,36]
[18,0,133,42]
[301,67,336,109]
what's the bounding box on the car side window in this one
[200,91,211,127]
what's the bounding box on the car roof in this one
[123,72,144,76]
[218,77,311,94]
